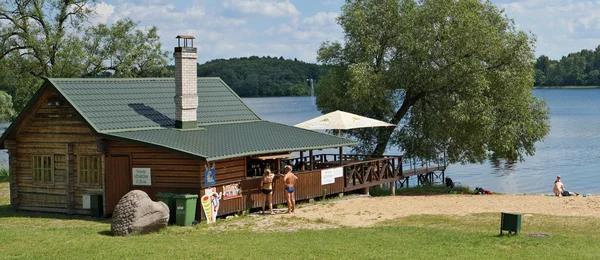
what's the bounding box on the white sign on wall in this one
[321,167,343,185]
[132,168,151,186]
[82,194,91,209]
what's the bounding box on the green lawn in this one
[0,168,9,182]
[1,182,599,259]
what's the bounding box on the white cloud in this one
[89,2,115,24]
[76,0,343,63]
[222,0,300,17]
[302,12,338,26]
[496,0,600,59]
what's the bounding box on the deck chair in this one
[445,177,461,193]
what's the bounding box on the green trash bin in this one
[174,194,198,226]
[90,194,103,218]
[156,193,176,224]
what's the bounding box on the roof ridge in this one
[48,77,226,81]
[197,119,263,127]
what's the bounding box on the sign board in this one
[223,182,242,200]
[132,168,151,186]
[201,188,222,224]
[82,194,91,209]
[204,163,216,186]
[321,167,342,185]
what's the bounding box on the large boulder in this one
[111,190,169,236]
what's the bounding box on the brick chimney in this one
[174,35,198,129]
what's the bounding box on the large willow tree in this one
[316,0,550,163]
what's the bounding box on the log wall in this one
[11,87,103,213]
[105,140,247,219]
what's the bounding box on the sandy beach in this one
[282,194,600,227]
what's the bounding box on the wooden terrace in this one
[281,152,448,194]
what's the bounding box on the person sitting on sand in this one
[554,175,578,196]
[553,175,565,196]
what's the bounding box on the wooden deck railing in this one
[401,155,448,177]
[282,153,447,190]
[341,156,402,191]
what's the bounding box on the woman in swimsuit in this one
[260,169,275,214]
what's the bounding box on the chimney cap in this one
[176,35,195,39]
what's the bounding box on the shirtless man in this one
[283,165,298,214]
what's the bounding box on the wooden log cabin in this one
[0,36,412,220]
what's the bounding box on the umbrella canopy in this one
[294,110,395,130]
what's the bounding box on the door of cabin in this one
[105,155,131,215]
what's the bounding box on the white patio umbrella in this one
[294,110,395,135]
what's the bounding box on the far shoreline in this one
[534,85,600,89]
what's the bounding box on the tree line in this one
[196,56,325,97]
[535,46,600,86]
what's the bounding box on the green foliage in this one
[370,184,465,196]
[0,168,8,182]
[395,185,451,195]
[369,185,392,196]
[197,56,325,97]
[0,91,16,122]
[534,46,600,86]
[80,18,171,78]
[0,1,170,114]
[316,0,550,163]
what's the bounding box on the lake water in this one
[2,90,599,194]
[244,90,600,195]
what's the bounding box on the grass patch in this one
[0,168,9,182]
[371,184,473,196]
[396,185,450,195]
[2,182,600,258]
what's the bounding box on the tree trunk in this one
[371,92,422,156]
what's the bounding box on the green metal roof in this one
[47,78,261,132]
[1,77,358,159]
[102,121,356,161]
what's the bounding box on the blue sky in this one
[94,0,600,64]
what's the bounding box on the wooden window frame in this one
[32,155,54,183]
[78,155,102,187]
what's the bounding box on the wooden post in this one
[6,139,18,209]
[66,143,74,214]
[277,158,281,174]
[390,181,396,195]
[364,187,370,195]
[309,150,314,171]
[339,147,343,166]
[300,151,305,171]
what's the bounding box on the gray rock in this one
[111,190,169,236]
